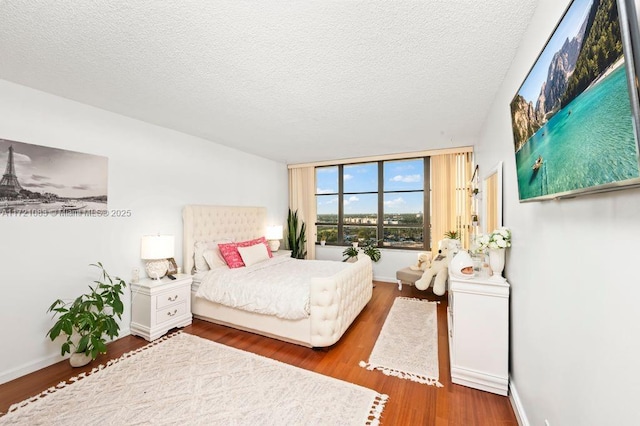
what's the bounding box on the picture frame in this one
[166,258,178,276]
[509,0,640,202]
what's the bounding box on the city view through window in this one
[316,158,429,249]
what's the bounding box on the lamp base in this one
[268,240,280,252]
[145,259,169,280]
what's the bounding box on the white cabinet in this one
[131,274,193,341]
[447,272,509,395]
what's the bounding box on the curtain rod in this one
[287,146,473,169]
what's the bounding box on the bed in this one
[182,205,373,347]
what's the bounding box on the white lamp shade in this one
[141,235,175,260]
[265,225,283,240]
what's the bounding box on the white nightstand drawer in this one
[156,301,188,325]
[155,287,190,309]
[131,274,193,341]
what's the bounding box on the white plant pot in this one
[70,352,92,367]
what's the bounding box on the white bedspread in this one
[195,256,350,320]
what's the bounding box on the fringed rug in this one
[360,297,443,387]
[2,332,388,425]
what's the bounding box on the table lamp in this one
[265,225,283,252]
[140,234,175,279]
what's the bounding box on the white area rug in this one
[360,297,443,387]
[2,333,388,425]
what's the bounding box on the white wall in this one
[476,1,640,424]
[0,80,288,383]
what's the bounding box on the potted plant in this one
[444,230,460,240]
[318,231,327,246]
[342,239,382,263]
[46,262,126,367]
[287,209,307,259]
[362,240,382,262]
[342,246,359,262]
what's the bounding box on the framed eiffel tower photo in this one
[0,138,108,215]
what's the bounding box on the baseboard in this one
[509,377,530,426]
[0,327,131,385]
[373,275,396,284]
[0,352,65,385]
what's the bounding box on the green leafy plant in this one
[287,208,307,259]
[342,246,359,262]
[444,230,460,240]
[343,240,382,263]
[362,240,382,262]
[46,262,126,360]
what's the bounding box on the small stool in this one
[396,267,424,291]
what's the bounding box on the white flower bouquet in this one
[477,227,511,250]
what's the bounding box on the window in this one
[316,158,430,250]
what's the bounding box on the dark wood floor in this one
[0,281,517,425]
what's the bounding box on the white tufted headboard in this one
[182,205,267,275]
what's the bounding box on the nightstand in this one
[272,249,292,257]
[130,274,193,341]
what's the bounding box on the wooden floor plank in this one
[0,281,517,425]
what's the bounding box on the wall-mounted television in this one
[510,0,640,202]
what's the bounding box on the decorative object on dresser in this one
[449,250,474,280]
[45,262,126,368]
[130,274,192,341]
[448,270,510,395]
[2,332,388,425]
[477,227,511,281]
[182,204,373,348]
[140,234,174,279]
[360,297,443,387]
[265,225,284,252]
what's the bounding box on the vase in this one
[488,248,505,279]
[70,352,92,368]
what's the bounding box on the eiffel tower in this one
[0,145,23,197]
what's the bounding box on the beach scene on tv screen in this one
[510,0,640,201]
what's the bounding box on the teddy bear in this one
[409,252,432,272]
[415,238,452,296]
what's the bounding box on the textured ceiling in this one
[0,1,537,164]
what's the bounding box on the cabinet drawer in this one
[155,287,190,309]
[156,301,187,325]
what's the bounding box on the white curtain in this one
[288,167,316,259]
[431,152,473,250]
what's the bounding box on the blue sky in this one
[518,0,594,103]
[316,159,424,214]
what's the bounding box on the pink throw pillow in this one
[218,237,273,268]
[218,242,245,268]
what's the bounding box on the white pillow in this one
[237,243,270,267]
[194,239,233,272]
[202,249,228,269]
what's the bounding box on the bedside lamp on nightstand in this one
[265,225,283,252]
[140,234,174,279]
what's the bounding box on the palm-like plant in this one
[287,208,307,259]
